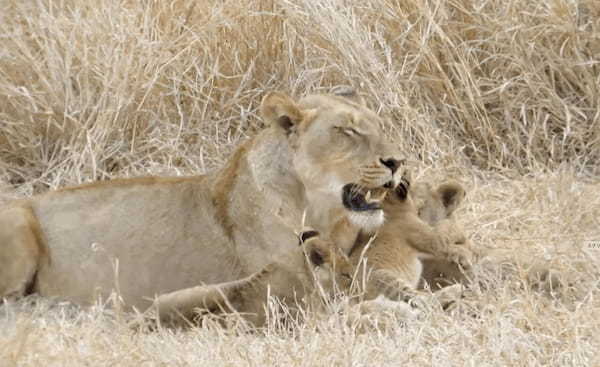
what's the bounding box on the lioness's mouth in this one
[342,184,387,212]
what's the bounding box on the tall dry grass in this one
[0,0,598,191]
[1,0,599,366]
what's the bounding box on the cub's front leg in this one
[364,269,421,304]
[146,267,271,327]
[406,217,473,270]
[366,269,464,310]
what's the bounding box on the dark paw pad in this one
[395,177,411,200]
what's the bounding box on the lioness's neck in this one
[210,128,308,248]
[246,129,304,199]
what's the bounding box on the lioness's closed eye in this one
[1,88,396,319]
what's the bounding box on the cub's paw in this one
[346,296,418,333]
[433,284,464,311]
[443,245,474,271]
[394,175,411,200]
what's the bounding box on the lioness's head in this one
[260,87,402,231]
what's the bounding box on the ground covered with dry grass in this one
[1,0,599,366]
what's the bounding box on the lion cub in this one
[151,230,353,328]
[349,176,472,304]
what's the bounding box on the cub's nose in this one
[380,157,401,174]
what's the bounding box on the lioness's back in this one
[23,175,240,309]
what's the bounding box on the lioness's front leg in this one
[150,268,269,326]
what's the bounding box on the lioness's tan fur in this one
[0,89,400,311]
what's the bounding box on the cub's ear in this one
[298,229,320,245]
[301,237,331,267]
[331,85,366,106]
[260,92,303,134]
[308,246,325,267]
[435,181,466,216]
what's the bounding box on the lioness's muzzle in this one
[342,183,383,212]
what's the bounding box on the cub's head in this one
[411,180,466,227]
[411,180,472,288]
[382,173,467,228]
[298,229,354,295]
[260,87,402,232]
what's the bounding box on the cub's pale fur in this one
[0,89,400,311]
[350,177,471,303]
[391,179,562,295]
[344,178,472,330]
[351,177,562,307]
[153,230,353,327]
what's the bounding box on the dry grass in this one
[0,0,599,365]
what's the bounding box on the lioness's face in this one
[261,91,402,231]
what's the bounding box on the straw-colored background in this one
[1,0,599,365]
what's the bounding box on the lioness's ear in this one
[260,92,303,134]
[331,85,366,106]
[436,181,466,216]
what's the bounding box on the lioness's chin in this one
[347,209,385,232]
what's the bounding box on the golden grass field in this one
[1,0,599,365]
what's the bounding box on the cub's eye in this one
[341,273,352,280]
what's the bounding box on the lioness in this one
[153,229,353,327]
[0,88,401,310]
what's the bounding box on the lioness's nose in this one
[380,157,400,174]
